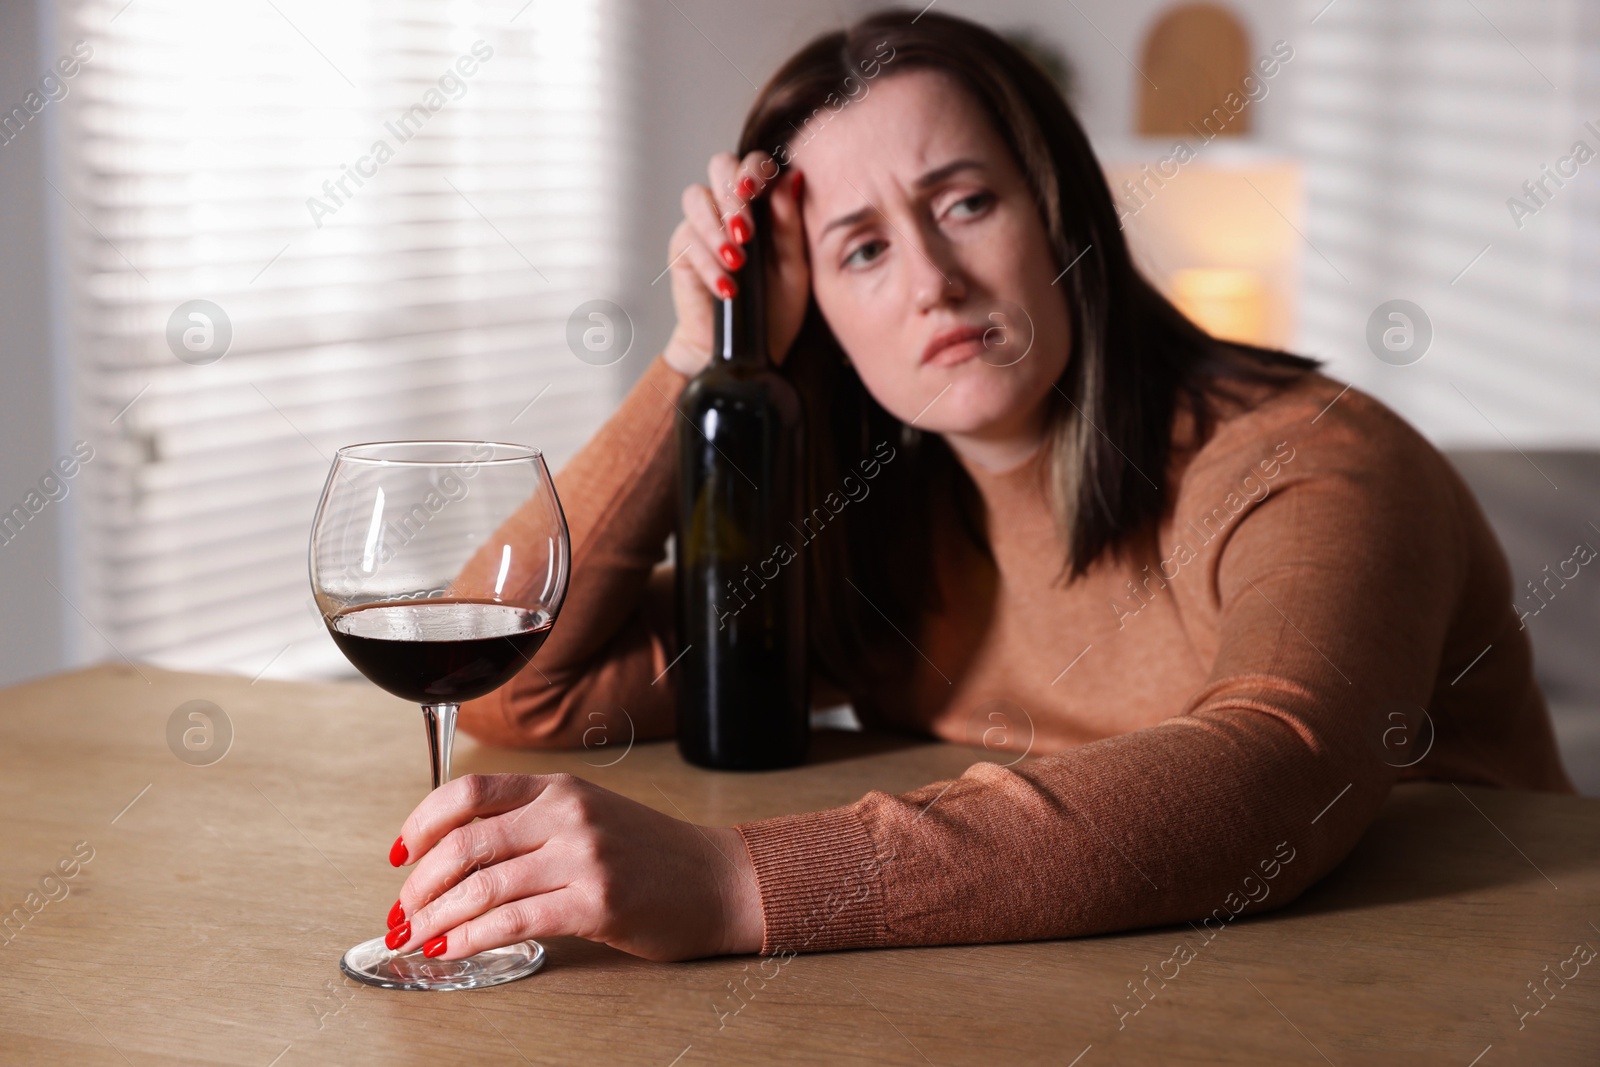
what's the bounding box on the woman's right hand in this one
[661,150,809,376]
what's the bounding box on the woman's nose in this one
[908,220,966,310]
[911,244,968,312]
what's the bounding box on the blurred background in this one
[2,0,1596,791]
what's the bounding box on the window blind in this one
[1293,0,1600,446]
[54,0,632,679]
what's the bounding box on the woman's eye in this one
[843,239,886,269]
[947,191,993,219]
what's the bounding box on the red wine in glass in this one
[327,599,553,705]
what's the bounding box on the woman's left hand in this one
[384,773,764,962]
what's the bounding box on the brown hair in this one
[737,8,1319,695]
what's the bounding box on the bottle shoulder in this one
[681,364,803,415]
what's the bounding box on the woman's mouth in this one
[920,324,992,368]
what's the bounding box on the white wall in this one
[0,0,70,688]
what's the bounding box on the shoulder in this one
[1168,370,1470,563]
[1180,370,1454,498]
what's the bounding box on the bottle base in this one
[677,737,810,772]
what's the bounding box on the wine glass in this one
[309,440,569,991]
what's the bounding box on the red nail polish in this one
[387,900,405,930]
[389,836,408,867]
[718,242,745,271]
[792,170,804,199]
[736,175,757,200]
[728,215,751,245]
[422,936,447,958]
[714,276,737,300]
[385,921,410,951]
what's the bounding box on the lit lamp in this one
[1098,147,1303,349]
[1170,267,1268,345]
[1102,3,1301,349]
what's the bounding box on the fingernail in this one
[718,242,745,271]
[423,936,448,958]
[387,900,405,930]
[791,170,804,199]
[389,836,408,867]
[736,175,757,200]
[728,215,751,245]
[385,921,411,951]
[714,276,737,300]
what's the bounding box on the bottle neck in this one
[713,195,770,367]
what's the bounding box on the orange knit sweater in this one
[459,353,1577,954]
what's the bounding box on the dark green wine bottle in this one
[674,193,808,770]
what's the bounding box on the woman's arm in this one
[733,390,1484,953]
[457,354,690,748]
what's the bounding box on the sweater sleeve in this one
[735,392,1472,953]
[458,354,691,749]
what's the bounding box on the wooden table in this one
[2,665,1598,1066]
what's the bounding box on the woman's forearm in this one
[458,354,690,748]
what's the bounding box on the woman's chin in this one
[905,372,1047,441]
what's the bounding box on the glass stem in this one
[422,703,459,789]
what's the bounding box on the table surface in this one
[2,665,1598,1066]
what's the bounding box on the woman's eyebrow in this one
[820,204,876,241]
[818,158,988,240]
[913,158,985,189]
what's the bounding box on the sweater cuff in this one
[736,804,889,955]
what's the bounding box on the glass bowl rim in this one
[333,440,544,466]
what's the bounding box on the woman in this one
[377,9,1576,965]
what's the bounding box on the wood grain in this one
[1,665,1597,1065]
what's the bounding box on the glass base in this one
[339,935,546,991]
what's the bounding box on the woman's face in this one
[791,68,1071,464]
